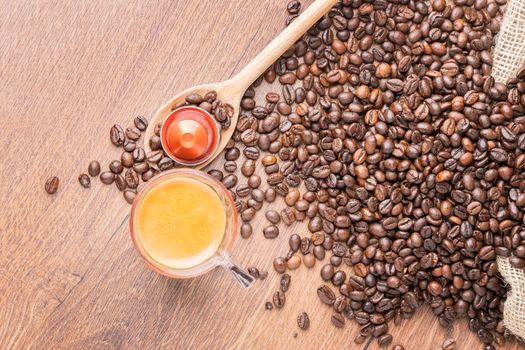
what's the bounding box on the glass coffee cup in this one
[129,168,253,288]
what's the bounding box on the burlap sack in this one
[498,256,525,340]
[492,0,525,83]
[493,0,525,341]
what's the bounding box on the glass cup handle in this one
[218,254,254,288]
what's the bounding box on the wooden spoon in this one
[143,0,339,169]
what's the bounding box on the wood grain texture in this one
[0,1,521,349]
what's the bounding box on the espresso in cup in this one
[134,175,226,270]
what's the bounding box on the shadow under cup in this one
[129,169,238,279]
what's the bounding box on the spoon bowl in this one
[143,0,339,168]
[143,79,244,169]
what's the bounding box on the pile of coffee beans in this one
[62,0,525,348]
[219,0,523,348]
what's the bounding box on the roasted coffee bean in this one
[266,210,281,224]
[287,255,301,270]
[208,169,223,181]
[149,135,161,151]
[125,169,139,189]
[377,334,393,347]
[142,169,155,182]
[241,160,256,176]
[223,174,238,189]
[125,127,141,141]
[123,189,136,204]
[134,116,148,131]
[78,174,90,188]
[273,257,286,274]
[273,290,286,309]
[121,152,134,168]
[241,208,256,222]
[109,160,123,174]
[248,175,261,188]
[280,273,291,292]
[100,171,115,185]
[115,174,127,191]
[317,285,336,305]
[146,150,163,163]
[225,147,240,161]
[331,313,345,328]
[243,147,260,160]
[158,157,174,171]
[297,312,310,330]
[110,124,125,146]
[133,162,149,174]
[289,234,301,252]
[264,225,279,239]
[236,184,251,197]
[265,188,277,203]
[224,161,237,173]
[123,140,136,152]
[42,175,56,194]
[287,0,301,14]
[321,264,334,281]
[240,223,253,239]
[88,161,101,177]
[132,148,145,162]
[304,254,315,268]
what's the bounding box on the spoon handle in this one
[229,0,339,94]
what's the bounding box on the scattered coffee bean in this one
[240,223,253,239]
[125,127,141,141]
[265,210,281,224]
[123,189,136,204]
[280,273,291,292]
[273,257,286,274]
[263,225,279,239]
[115,174,127,191]
[287,255,301,270]
[110,124,125,146]
[317,285,335,305]
[134,116,148,131]
[125,169,139,189]
[297,312,310,330]
[331,313,345,328]
[88,161,101,177]
[100,171,115,185]
[273,290,285,309]
[303,254,315,268]
[78,174,90,188]
[45,176,59,194]
[109,160,123,174]
[121,152,134,168]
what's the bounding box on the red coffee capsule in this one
[161,106,220,166]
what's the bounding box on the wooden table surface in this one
[0,1,521,349]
